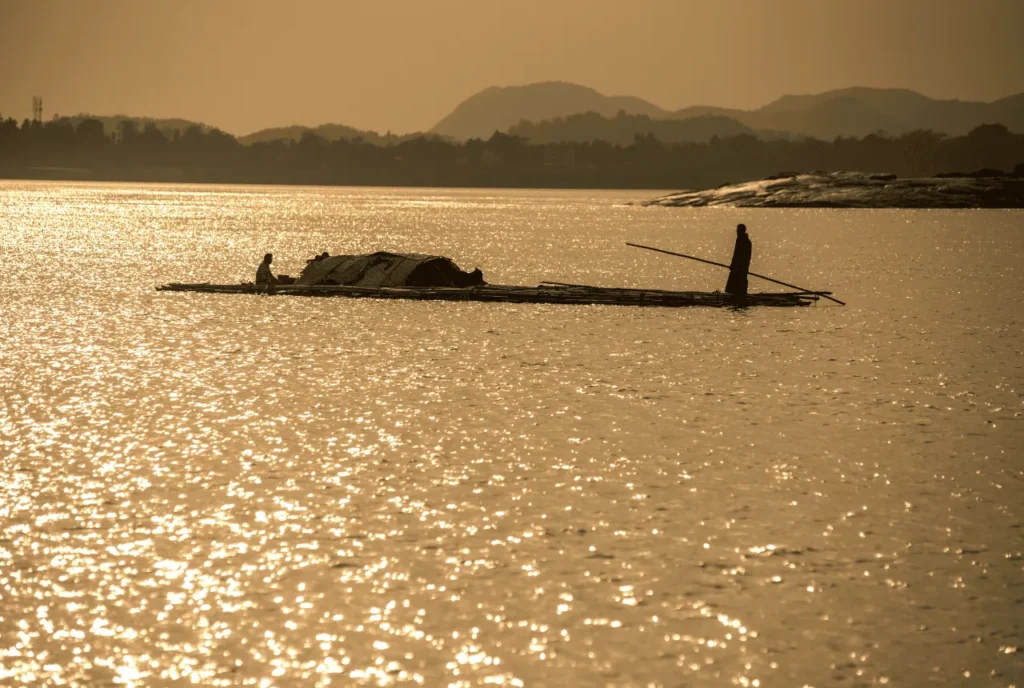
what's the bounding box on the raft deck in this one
[156,282,820,308]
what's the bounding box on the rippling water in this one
[1,181,1022,686]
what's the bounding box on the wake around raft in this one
[157,251,823,308]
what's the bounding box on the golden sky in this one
[1,0,1021,135]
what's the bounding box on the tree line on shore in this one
[1,115,1022,189]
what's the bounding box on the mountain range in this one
[430,81,1024,142]
[64,81,1024,147]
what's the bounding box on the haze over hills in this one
[433,82,1024,141]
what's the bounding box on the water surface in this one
[1,182,1022,686]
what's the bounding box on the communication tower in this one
[31,96,43,122]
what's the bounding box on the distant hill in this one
[431,81,670,140]
[766,95,906,140]
[433,82,1024,142]
[989,93,1024,129]
[679,87,1024,139]
[238,123,441,146]
[509,111,769,145]
[737,87,1018,138]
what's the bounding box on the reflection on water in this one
[1,182,1022,686]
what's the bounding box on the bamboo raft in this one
[155,281,821,308]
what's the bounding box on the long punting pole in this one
[625,242,846,306]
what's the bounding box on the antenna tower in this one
[31,96,43,122]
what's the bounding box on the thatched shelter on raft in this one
[294,252,485,288]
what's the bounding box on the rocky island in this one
[641,169,1024,209]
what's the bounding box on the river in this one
[1,181,1021,686]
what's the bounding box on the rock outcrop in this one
[641,171,1024,209]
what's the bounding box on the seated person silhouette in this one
[255,253,277,292]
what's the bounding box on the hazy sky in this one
[1,0,1022,135]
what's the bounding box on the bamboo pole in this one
[625,242,846,306]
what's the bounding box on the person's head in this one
[737,224,747,235]
[263,253,273,265]
[320,252,329,258]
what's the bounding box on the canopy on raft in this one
[295,252,485,288]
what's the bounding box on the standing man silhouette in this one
[725,224,752,295]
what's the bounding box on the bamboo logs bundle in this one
[156,282,818,308]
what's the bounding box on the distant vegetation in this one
[509,111,770,145]
[56,114,211,137]
[238,123,444,147]
[2,114,1022,190]
[36,115,441,148]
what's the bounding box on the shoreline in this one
[4,168,1024,208]
[0,166,682,192]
